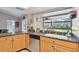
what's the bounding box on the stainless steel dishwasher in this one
[29,34,40,52]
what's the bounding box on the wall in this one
[0,12,15,29]
[27,14,43,31]
[0,12,22,32]
[27,8,74,32]
[28,7,79,38]
[71,7,79,38]
[31,14,43,31]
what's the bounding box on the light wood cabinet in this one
[13,35,22,51]
[54,39,78,50]
[0,33,29,52]
[13,34,29,52]
[55,45,76,52]
[55,46,73,52]
[40,37,55,52]
[40,36,78,52]
[41,40,55,52]
[25,34,29,49]
[0,36,13,52]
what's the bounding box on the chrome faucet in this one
[66,31,71,40]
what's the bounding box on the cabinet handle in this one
[5,38,7,40]
[52,45,55,48]
[52,46,55,50]
[12,40,14,42]
[52,46,54,47]
[53,41,54,43]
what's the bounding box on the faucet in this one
[66,31,71,40]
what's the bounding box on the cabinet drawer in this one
[55,45,77,52]
[55,47,75,52]
[54,39,78,49]
[41,37,54,43]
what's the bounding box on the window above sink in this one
[43,13,72,36]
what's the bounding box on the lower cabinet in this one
[0,36,13,52]
[40,36,78,52]
[40,39,55,52]
[13,34,29,52]
[25,34,29,49]
[13,35,24,51]
[55,45,75,52]
[0,33,29,52]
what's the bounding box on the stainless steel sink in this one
[44,34,68,40]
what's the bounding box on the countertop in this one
[0,32,79,43]
[28,32,79,43]
[0,32,27,37]
[28,32,44,36]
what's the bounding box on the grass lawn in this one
[54,29,71,33]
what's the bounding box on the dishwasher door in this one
[29,34,40,52]
[29,38,39,52]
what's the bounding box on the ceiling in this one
[0,7,27,17]
[25,7,56,14]
[0,7,72,17]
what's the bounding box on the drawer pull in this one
[12,40,14,42]
[53,41,54,43]
[5,38,7,40]
[52,45,55,47]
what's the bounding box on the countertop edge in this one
[41,35,79,43]
[0,32,29,37]
[0,32,79,43]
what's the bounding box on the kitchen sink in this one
[44,34,68,40]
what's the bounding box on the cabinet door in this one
[0,36,13,52]
[13,35,19,51]
[25,34,29,49]
[40,40,55,52]
[40,37,55,52]
[19,34,26,49]
[13,34,25,51]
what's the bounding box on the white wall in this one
[72,7,79,37]
[32,14,43,31]
[0,12,17,29]
[0,12,22,32]
[27,14,43,31]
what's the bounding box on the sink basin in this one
[44,34,68,40]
